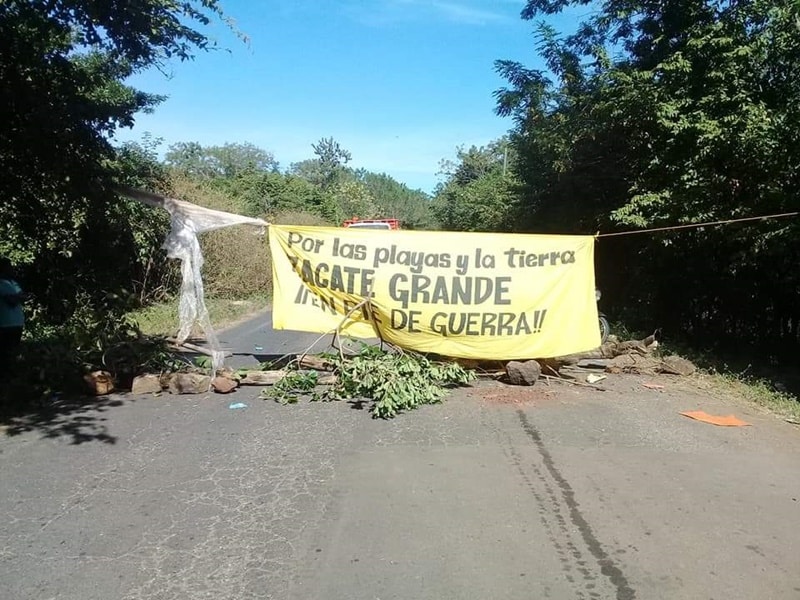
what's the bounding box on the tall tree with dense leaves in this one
[497,0,800,351]
[0,0,233,325]
[432,139,520,232]
[312,136,353,189]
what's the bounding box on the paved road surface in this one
[2,311,800,599]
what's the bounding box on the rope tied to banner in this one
[595,211,800,239]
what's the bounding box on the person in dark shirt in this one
[0,258,24,364]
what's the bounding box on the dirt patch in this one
[604,354,696,376]
[467,382,557,406]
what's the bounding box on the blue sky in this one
[116,0,583,193]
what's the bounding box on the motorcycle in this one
[596,288,610,344]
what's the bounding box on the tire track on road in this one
[515,409,636,600]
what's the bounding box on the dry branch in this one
[238,370,287,385]
[296,354,336,371]
[546,332,659,368]
[237,368,338,386]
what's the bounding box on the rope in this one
[596,211,800,238]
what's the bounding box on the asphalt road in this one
[2,311,800,599]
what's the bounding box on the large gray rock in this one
[505,360,541,386]
[131,374,163,395]
[168,372,212,394]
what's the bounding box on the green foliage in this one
[439,140,511,187]
[494,0,800,357]
[218,171,334,218]
[433,171,520,232]
[264,345,475,418]
[112,135,180,303]
[330,179,379,223]
[312,136,353,189]
[432,140,520,232]
[3,304,181,407]
[171,137,436,228]
[194,356,213,371]
[165,142,279,179]
[360,172,435,229]
[16,0,235,67]
[286,138,353,191]
[268,371,321,404]
[0,1,233,407]
[1,0,231,327]
[334,349,475,418]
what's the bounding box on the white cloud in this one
[430,1,509,25]
[347,0,513,27]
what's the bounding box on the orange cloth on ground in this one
[680,410,750,427]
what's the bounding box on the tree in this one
[312,136,352,189]
[163,142,212,178]
[359,172,435,230]
[496,0,800,351]
[439,140,511,187]
[0,0,232,325]
[286,156,436,227]
[165,142,278,178]
[331,180,379,223]
[288,158,327,186]
[432,139,519,232]
[212,171,338,221]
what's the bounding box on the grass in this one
[607,319,800,424]
[131,294,269,337]
[653,341,800,423]
[699,371,800,423]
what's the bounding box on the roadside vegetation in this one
[264,344,476,419]
[2,0,799,419]
[131,295,269,338]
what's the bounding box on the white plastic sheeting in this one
[121,187,269,373]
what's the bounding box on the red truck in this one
[342,218,400,230]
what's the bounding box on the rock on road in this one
[1,311,799,599]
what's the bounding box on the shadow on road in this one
[0,394,126,445]
[238,353,298,368]
[346,399,370,411]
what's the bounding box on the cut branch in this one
[541,332,659,372]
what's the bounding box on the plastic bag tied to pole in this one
[123,188,268,374]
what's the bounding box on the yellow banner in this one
[269,225,600,359]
